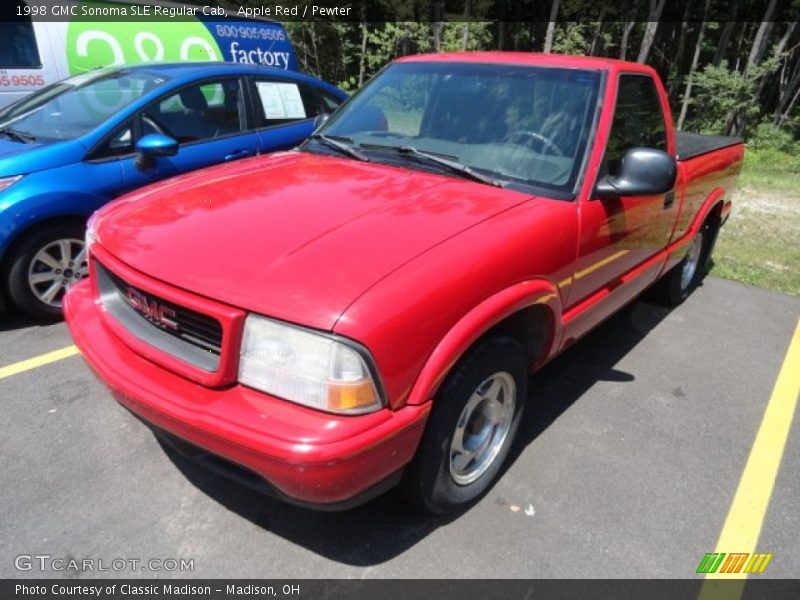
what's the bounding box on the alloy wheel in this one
[680,231,704,291]
[27,238,88,308]
[449,371,517,485]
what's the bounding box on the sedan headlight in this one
[238,314,383,414]
[0,175,22,194]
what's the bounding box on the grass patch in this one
[712,150,800,296]
[738,148,800,193]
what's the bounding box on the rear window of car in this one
[0,21,41,69]
[252,80,323,127]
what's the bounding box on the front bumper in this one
[64,281,430,508]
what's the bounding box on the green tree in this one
[687,60,775,134]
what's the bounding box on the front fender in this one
[406,279,562,406]
[0,186,103,260]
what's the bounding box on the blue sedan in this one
[0,63,346,318]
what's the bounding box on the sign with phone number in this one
[0,74,46,87]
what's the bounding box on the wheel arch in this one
[1,214,89,266]
[405,279,562,406]
[689,187,727,237]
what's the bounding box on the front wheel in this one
[401,336,528,514]
[4,223,88,320]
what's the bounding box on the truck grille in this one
[95,261,222,371]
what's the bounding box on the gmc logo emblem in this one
[125,287,178,331]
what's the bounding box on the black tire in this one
[401,336,528,514]
[649,221,715,307]
[4,222,87,321]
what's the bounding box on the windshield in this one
[0,69,168,142]
[316,62,601,195]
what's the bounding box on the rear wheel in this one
[650,221,714,307]
[401,336,527,514]
[5,223,88,320]
[679,229,705,292]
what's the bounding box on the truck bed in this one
[676,131,743,161]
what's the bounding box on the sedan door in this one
[121,77,260,189]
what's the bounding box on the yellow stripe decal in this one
[0,345,80,381]
[558,249,630,288]
[574,249,629,281]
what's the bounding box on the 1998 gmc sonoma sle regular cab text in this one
[65,53,743,513]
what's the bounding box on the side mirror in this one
[595,147,676,198]
[136,133,178,157]
[313,112,330,131]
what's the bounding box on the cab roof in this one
[395,52,649,73]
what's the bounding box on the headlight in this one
[0,175,22,193]
[238,314,383,414]
[85,212,98,253]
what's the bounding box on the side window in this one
[91,124,134,160]
[0,21,41,69]
[252,80,321,128]
[142,79,243,144]
[605,75,667,174]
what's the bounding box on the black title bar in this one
[3,0,796,23]
[4,579,800,600]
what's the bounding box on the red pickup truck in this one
[65,53,743,513]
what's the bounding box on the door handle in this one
[663,191,675,209]
[224,149,255,161]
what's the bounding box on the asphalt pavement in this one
[1,276,798,579]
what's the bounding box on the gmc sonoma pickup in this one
[65,53,743,513]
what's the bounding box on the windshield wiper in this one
[381,144,503,187]
[0,127,36,143]
[310,134,370,162]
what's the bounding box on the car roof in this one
[111,61,298,79]
[88,62,346,99]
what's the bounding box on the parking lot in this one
[1,276,798,579]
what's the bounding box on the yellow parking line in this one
[0,345,80,380]
[699,318,800,598]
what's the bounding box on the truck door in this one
[565,73,677,337]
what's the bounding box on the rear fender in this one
[406,279,562,406]
[690,187,727,235]
[666,187,727,267]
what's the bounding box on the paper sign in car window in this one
[277,83,306,118]
[256,82,306,119]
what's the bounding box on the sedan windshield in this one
[0,69,168,141]
[316,62,601,195]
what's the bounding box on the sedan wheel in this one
[5,222,88,320]
[28,238,88,308]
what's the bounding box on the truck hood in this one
[95,151,530,330]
